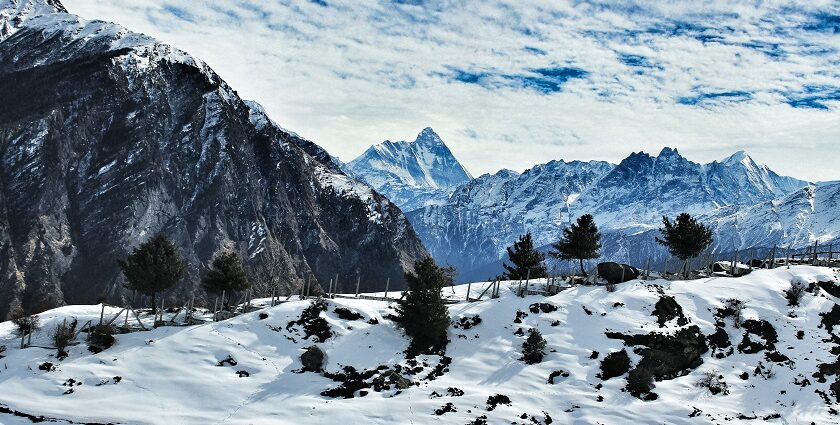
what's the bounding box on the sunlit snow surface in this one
[1,266,839,424]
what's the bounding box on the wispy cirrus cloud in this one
[62,0,840,181]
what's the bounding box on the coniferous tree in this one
[118,234,185,314]
[202,251,250,307]
[503,233,547,280]
[521,328,547,364]
[394,257,452,356]
[550,214,601,276]
[656,213,713,277]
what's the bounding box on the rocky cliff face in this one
[0,0,427,318]
[347,127,472,212]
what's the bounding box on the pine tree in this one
[521,328,547,364]
[394,257,452,356]
[656,213,713,277]
[550,214,601,276]
[202,251,250,307]
[118,234,185,314]
[503,233,547,280]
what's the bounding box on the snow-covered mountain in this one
[408,148,813,279]
[0,0,427,318]
[347,128,473,212]
[2,266,839,423]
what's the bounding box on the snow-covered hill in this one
[407,148,814,278]
[1,266,839,424]
[347,128,473,212]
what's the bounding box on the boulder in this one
[301,346,325,372]
[597,262,639,284]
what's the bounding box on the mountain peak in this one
[348,128,472,211]
[657,146,681,158]
[720,150,753,166]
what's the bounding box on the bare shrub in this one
[52,319,78,359]
[783,282,806,307]
[11,308,40,337]
[696,369,729,395]
[719,298,746,328]
[605,282,617,293]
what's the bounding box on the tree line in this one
[501,212,713,280]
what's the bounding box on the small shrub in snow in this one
[696,370,729,395]
[334,307,363,321]
[783,282,806,307]
[627,366,657,400]
[52,319,78,359]
[11,308,40,345]
[605,282,617,293]
[718,298,746,328]
[521,328,547,364]
[485,394,511,411]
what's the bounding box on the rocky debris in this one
[548,370,570,384]
[236,370,250,378]
[258,313,269,320]
[737,319,778,354]
[434,402,456,415]
[38,362,55,372]
[608,326,708,400]
[301,346,325,372]
[816,280,840,298]
[599,350,631,380]
[333,307,363,321]
[485,394,511,411]
[513,310,528,323]
[446,387,464,396]
[216,356,237,367]
[696,370,729,395]
[466,415,488,425]
[597,262,640,284]
[821,304,840,333]
[651,296,688,327]
[454,315,482,329]
[323,365,413,398]
[287,299,333,342]
[529,303,558,314]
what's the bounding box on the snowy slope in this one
[347,128,473,212]
[2,266,838,424]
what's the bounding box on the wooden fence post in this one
[466,282,471,302]
[99,303,105,326]
[355,275,361,298]
[384,277,390,300]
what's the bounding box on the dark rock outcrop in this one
[651,295,688,327]
[597,262,639,284]
[0,1,427,317]
[301,346,325,372]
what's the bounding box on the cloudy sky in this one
[64,0,840,181]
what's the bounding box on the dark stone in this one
[651,295,688,327]
[599,350,631,380]
[301,345,325,372]
[485,394,511,411]
[529,303,558,314]
[816,280,840,298]
[737,319,778,354]
[821,304,840,333]
[547,370,570,384]
[334,307,363,321]
[597,262,640,284]
[607,325,708,399]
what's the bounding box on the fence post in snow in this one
[813,240,819,264]
[466,282,471,302]
[829,244,833,263]
[99,303,105,326]
[355,275,361,298]
[384,277,390,300]
[334,274,339,298]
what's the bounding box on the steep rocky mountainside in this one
[0,0,427,318]
[347,127,472,212]
[407,148,815,279]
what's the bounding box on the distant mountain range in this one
[347,128,472,212]
[349,130,836,281]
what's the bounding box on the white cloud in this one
[62,0,840,181]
